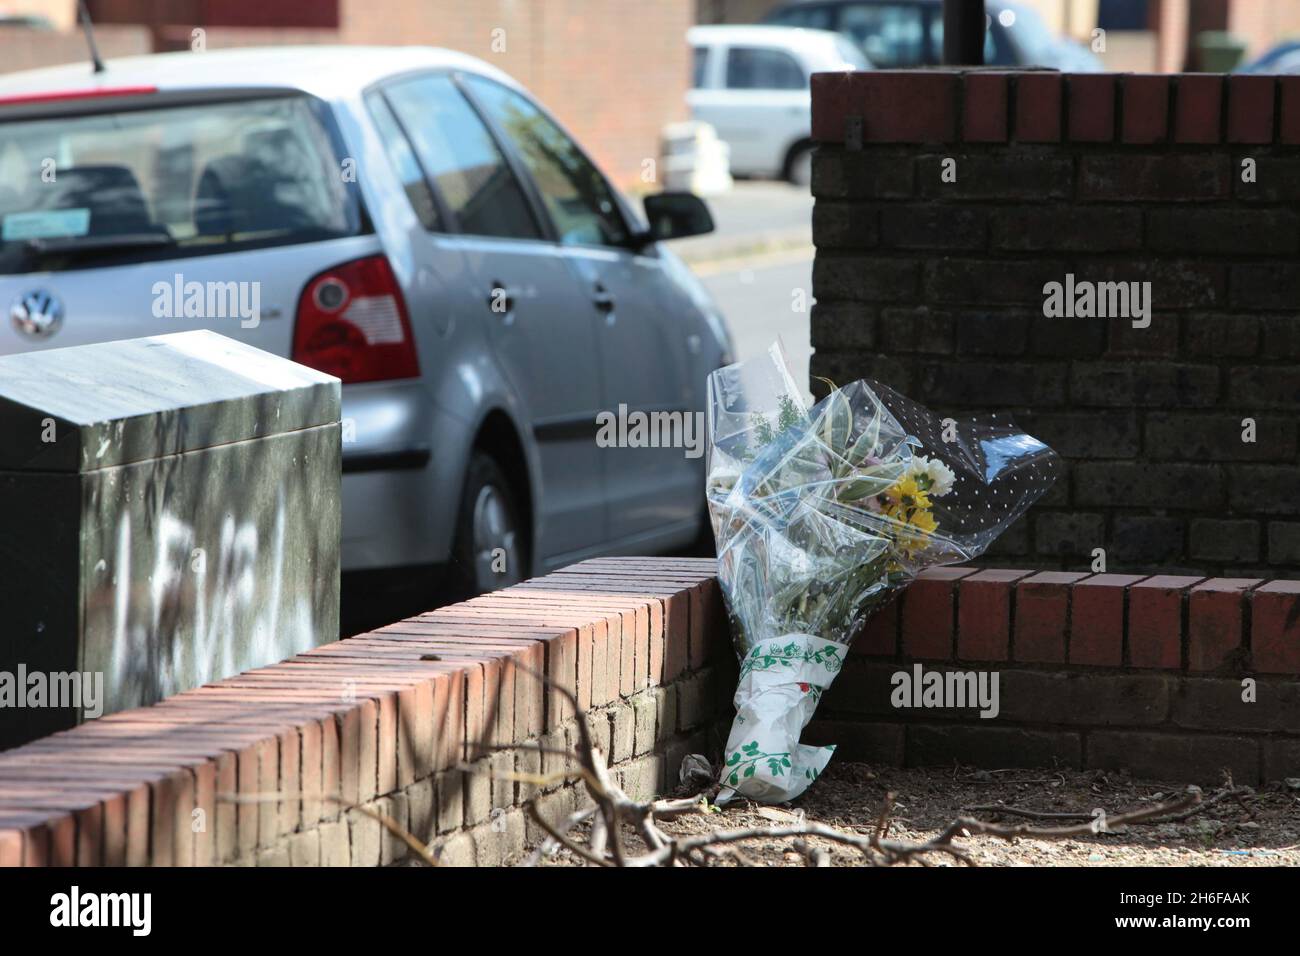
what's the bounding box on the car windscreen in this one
[0,93,363,275]
[834,35,872,70]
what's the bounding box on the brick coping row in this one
[3,559,1297,865]
[857,567,1300,674]
[811,70,1300,146]
[0,557,726,867]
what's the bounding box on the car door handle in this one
[592,283,615,313]
[488,281,516,315]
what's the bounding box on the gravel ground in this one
[519,762,1300,866]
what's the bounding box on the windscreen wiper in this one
[23,232,175,259]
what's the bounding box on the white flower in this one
[909,455,956,497]
[928,458,956,496]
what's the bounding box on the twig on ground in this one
[218,791,440,866]
[511,667,1246,866]
[223,667,1249,869]
[964,784,1254,829]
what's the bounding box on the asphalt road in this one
[697,248,814,402]
[670,180,813,265]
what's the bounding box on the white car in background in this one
[688,24,869,186]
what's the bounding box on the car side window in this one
[462,74,629,249]
[692,45,709,88]
[383,73,541,240]
[768,5,835,30]
[724,47,807,91]
[835,35,873,69]
[839,3,926,68]
[929,12,1001,65]
[364,91,442,231]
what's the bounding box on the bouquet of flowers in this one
[706,343,1061,803]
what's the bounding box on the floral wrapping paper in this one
[706,343,1062,803]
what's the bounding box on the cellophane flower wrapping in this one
[706,343,1062,803]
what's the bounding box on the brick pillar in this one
[809,70,1300,578]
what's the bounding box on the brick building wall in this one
[695,0,773,23]
[86,0,337,29]
[809,70,1299,578]
[0,24,151,73]
[342,0,694,188]
[1227,0,1300,61]
[22,1,693,188]
[2,0,76,30]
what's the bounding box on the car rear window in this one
[725,47,807,90]
[0,93,363,275]
[840,3,928,68]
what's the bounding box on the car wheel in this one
[451,452,527,597]
[785,143,813,188]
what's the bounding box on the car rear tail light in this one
[292,255,420,384]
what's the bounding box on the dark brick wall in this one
[814,568,1300,786]
[809,71,1300,578]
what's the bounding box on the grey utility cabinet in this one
[0,330,341,748]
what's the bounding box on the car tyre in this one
[785,142,814,188]
[450,451,527,598]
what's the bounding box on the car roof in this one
[0,45,516,102]
[687,24,854,52]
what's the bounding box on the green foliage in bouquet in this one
[709,379,956,655]
[707,346,1059,802]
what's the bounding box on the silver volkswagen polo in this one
[0,46,732,596]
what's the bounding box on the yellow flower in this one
[908,508,938,535]
[884,476,931,512]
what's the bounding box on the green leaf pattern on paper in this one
[724,740,793,787]
[738,639,843,680]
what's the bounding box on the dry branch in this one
[223,664,1252,868]
[509,668,1226,867]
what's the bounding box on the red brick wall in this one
[339,0,694,187]
[816,568,1300,785]
[86,0,339,29]
[810,70,1300,577]
[3,556,1298,865]
[0,558,733,867]
[1227,0,1300,63]
[0,24,151,74]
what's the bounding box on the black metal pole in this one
[943,0,986,65]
